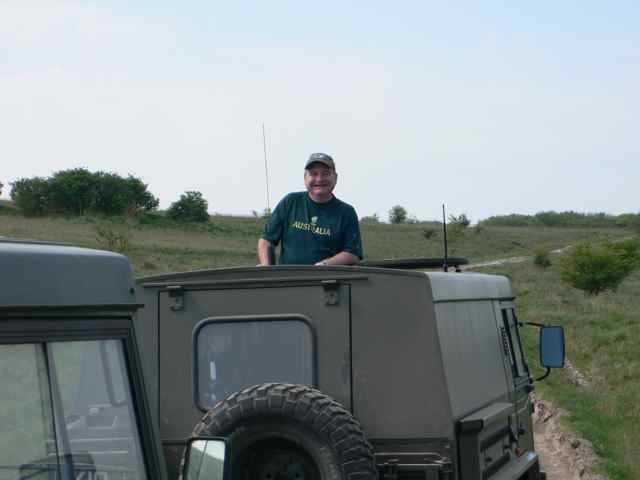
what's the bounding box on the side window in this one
[501,308,530,381]
[196,319,314,409]
[51,339,148,480]
[0,344,55,480]
[0,340,149,480]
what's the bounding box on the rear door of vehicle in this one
[157,279,352,475]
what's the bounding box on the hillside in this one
[0,205,630,276]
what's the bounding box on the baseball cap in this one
[305,152,335,170]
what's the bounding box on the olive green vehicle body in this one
[136,265,542,480]
[0,240,168,480]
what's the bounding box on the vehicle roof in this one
[0,239,136,306]
[426,271,513,302]
[138,265,513,301]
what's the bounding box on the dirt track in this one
[533,395,605,480]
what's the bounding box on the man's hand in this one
[315,252,359,266]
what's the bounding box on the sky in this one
[1,1,638,222]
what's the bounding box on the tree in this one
[123,175,159,215]
[10,177,50,216]
[388,205,407,224]
[448,213,470,228]
[92,172,131,215]
[92,172,158,216]
[48,168,97,215]
[0,181,3,197]
[167,191,209,222]
[360,213,380,224]
[559,239,640,295]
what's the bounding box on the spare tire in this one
[181,383,377,480]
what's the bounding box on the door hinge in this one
[167,285,184,311]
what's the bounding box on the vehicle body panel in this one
[137,265,540,479]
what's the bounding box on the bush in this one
[92,172,158,216]
[422,228,437,239]
[122,175,159,215]
[360,214,380,224]
[49,168,97,215]
[167,191,210,222]
[448,213,471,228]
[92,172,159,217]
[479,211,635,229]
[10,177,50,216]
[533,249,552,269]
[559,239,640,295]
[93,172,131,215]
[9,169,158,217]
[388,205,407,224]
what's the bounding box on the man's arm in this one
[315,251,359,266]
[258,194,289,265]
[316,204,362,266]
[257,238,275,266]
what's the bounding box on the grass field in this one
[0,204,629,276]
[2,204,639,478]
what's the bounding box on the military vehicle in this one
[0,239,228,480]
[0,238,564,480]
[135,258,565,480]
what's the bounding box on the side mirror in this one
[183,437,229,480]
[540,325,565,369]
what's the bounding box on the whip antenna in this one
[262,123,271,212]
[442,204,449,272]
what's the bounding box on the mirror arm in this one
[533,367,551,382]
[520,321,545,328]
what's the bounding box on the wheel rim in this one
[243,445,320,480]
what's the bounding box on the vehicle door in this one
[157,280,352,476]
[0,308,165,480]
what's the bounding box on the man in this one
[257,153,363,266]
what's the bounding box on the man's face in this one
[304,163,337,200]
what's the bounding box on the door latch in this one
[322,280,340,306]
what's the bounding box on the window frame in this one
[0,304,165,480]
[500,306,531,386]
[192,314,318,412]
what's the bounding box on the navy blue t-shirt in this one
[262,192,363,265]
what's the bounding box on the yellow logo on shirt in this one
[291,220,331,236]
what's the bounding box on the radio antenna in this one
[442,204,449,272]
[262,123,271,212]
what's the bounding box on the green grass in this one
[478,260,640,479]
